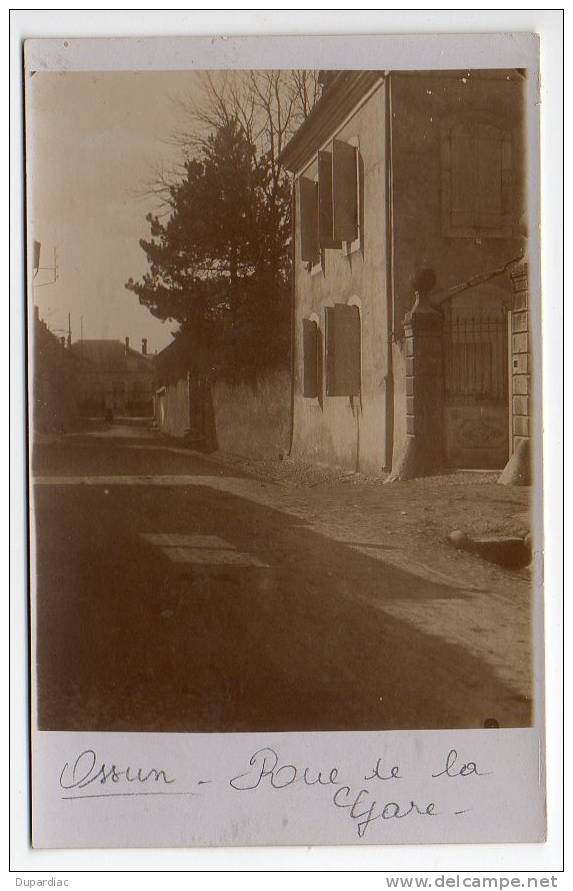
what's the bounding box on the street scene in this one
[28,67,536,733]
[33,419,533,732]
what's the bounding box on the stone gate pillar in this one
[390,269,444,480]
[499,260,531,485]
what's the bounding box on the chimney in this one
[142,337,147,356]
[125,336,130,355]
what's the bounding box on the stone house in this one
[280,69,532,479]
[72,337,154,417]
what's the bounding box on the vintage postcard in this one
[24,33,545,849]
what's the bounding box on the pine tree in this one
[128,72,320,379]
[127,119,284,377]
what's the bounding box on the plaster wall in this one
[156,370,290,459]
[389,71,526,468]
[156,378,190,438]
[291,82,390,475]
[211,371,290,459]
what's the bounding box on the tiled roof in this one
[71,339,151,371]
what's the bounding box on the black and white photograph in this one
[18,27,556,856]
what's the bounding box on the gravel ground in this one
[190,450,531,540]
[167,448,535,701]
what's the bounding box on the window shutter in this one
[325,304,361,396]
[332,140,358,242]
[450,124,478,229]
[318,151,340,249]
[302,319,319,398]
[476,124,510,228]
[444,121,513,236]
[298,176,318,262]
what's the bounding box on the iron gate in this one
[443,309,509,469]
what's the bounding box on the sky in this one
[27,70,206,354]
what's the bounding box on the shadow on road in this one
[33,471,532,733]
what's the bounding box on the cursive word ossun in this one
[59,749,175,791]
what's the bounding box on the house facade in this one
[280,69,531,478]
[72,337,154,417]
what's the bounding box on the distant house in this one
[280,69,531,478]
[33,308,79,434]
[72,337,154,417]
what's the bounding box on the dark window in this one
[325,304,361,397]
[318,150,340,249]
[302,319,319,398]
[332,140,358,243]
[298,176,319,264]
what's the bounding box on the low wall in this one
[156,370,291,460]
[156,378,190,438]
[211,370,290,460]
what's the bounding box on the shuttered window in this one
[325,304,361,397]
[299,141,359,267]
[318,151,341,249]
[298,176,319,263]
[441,121,513,237]
[332,140,358,243]
[302,319,319,398]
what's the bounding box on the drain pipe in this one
[384,72,395,472]
[288,175,296,457]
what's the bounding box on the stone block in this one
[406,376,414,396]
[406,396,415,416]
[513,374,530,396]
[512,289,528,312]
[512,332,529,354]
[513,395,529,416]
[513,415,530,437]
[406,415,416,435]
[512,353,529,375]
[512,311,528,333]
[510,263,528,291]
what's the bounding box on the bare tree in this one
[138,70,319,212]
[167,70,320,191]
[159,69,321,290]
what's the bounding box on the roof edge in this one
[280,70,384,172]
